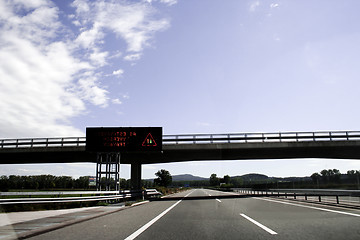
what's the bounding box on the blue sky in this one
[1,0,360,179]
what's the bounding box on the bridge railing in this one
[0,137,86,149]
[162,131,360,144]
[1,131,360,148]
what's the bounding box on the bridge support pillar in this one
[131,163,142,190]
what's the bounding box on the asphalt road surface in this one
[29,189,360,240]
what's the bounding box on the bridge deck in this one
[1,131,360,164]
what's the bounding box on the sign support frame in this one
[95,152,121,192]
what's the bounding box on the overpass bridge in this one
[1,131,360,189]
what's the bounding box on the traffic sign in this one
[86,127,162,152]
[142,133,157,147]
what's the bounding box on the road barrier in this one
[0,189,161,205]
[233,188,360,208]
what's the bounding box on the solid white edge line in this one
[253,197,360,217]
[131,200,149,207]
[240,214,278,235]
[124,190,194,240]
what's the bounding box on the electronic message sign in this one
[86,127,162,152]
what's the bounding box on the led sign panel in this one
[86,127,162,152]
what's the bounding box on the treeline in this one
[0,175,90,191]
[0,175,157,191]
[310,169,360,187]
[170,169,360,190]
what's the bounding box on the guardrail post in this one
[31,139,33,148]
[77,137,80,146]
[318,196,321,202]
[46,138,48,147]
[305,194,307,201]
[294,193,296,199]
[193,135,196,144]
[61,138,64,146]
[336,195,339,204]
[346,132,349,140]
[285,193,287,198]
[313,132,315,141]
[16,139,18,148]
[228,134,230,143]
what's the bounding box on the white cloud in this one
[76,73,109,107]
[113,69,124,76]
[0,1,107,137]
[0,0,173,138]
[89,48,108,66]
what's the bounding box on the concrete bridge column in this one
[131,163,142,190]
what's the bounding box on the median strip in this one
[240,213,277,235]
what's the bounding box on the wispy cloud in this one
[249,1,260,12]
[270,3,279,9]
[112,98,122,105]
[124,53,142,61]
[72,0,170,53]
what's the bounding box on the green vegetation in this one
[170,169,360,190]
[0,175,90,191]
[0,175,155,192]
[154,169,172,187]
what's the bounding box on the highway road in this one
[29,189,360,240]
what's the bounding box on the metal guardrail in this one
[233,188,360,208]
[0,189,161,205]
[1,131,360,149]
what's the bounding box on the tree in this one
[347,170,360,189]
[210,173,219,186]
[223,175,231,184]
[331,169,341,183]
[311,172,320,187]
[154,169,172,187]
[320,169,329,183]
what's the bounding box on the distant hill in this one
[232,173,269,181]
[172,174,208,181]
[145,174,207,182]
[146,173,310,183]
